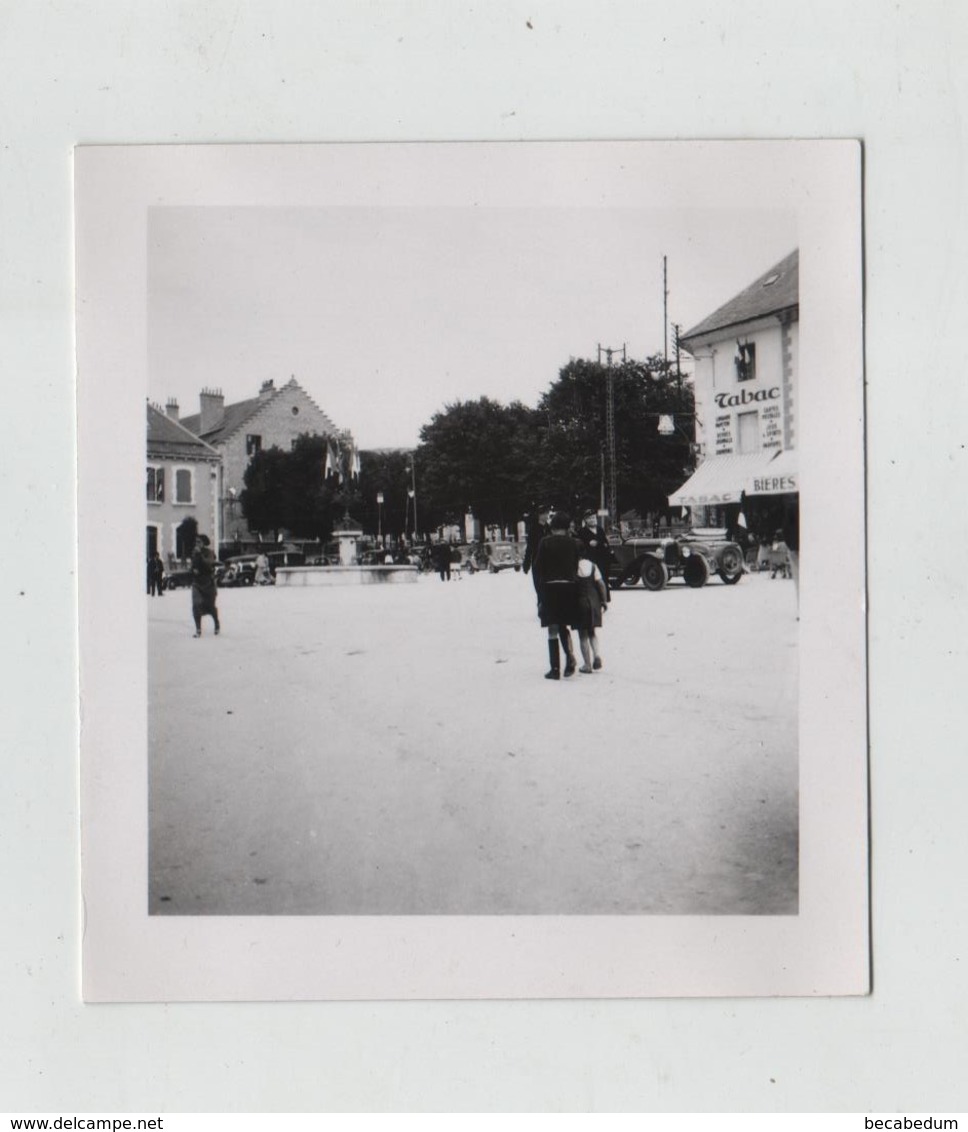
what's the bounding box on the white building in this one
[670,249,798,524]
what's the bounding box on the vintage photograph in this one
[145,205,800,917]
[77,141,866,999]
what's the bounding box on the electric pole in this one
[663,255,669,365]
[598,342,626,530]
[672,321,683,397]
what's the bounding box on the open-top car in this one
[609,529,745,591]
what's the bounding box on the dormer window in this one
[735,341,756,383]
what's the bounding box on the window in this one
[735,341,756,382]
[147,466,164,503]
[174,467,194,504]
[737,410,760,454]
[246,434,262,456]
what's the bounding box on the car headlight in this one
[681,546,691,558]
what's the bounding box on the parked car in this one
[219,555,260,587]
[454,545,487,573]
[609,529,745,591]
[484,542,523,573]
[163,567,193,591]
[165,562,226,590]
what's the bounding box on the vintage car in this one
[164,561,226,590]
[608,529,745,591]
[484,541,523,573]
[219,555,261,587]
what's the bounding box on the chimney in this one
[259,379,275,401]
[199,387,225,434]
[165,398,179,421]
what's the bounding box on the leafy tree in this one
[283,435,340,538]
[240,446,291,540]
[536,355,695,524]
[353,448,414,540]
[414,397,540,536]
[240,437,340,541]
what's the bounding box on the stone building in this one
[179,377,356,544]
[670,249,798,525]
[146,401,221,564]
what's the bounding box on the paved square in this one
[149,570,798,915]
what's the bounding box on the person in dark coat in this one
[431,541,450,581]
[190,533,221,638]
[531,510,580,679]
[522,508,551,582]
[147,551,165,596]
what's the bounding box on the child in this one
[573,550,608,672]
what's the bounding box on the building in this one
[146,401,221,564]
[179,377,357,546]
[669,249,798,525]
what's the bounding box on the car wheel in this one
[717,546,745,582]
[683,553,709,588]
[640,558,668,591]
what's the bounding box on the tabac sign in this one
[713,386,781,410]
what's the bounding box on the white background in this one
[3,0,966,1113]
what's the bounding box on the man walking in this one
[532,511,580,680]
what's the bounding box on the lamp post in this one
[376,491,384,544]
[406,457,417,542]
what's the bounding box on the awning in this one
[745,448,798,495]
[668,452,776,508]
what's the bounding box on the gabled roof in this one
[180,378,340,445]
[146,403,220,459]
[181,396,262,444]
[681,249,798,345]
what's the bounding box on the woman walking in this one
[572,550,609,672]
[190,533,221,638]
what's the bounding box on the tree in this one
[414,397,540,536]
[536,355,695,524]
[240,446,291,541]
[354,448,414,541]
[240,436,340,541]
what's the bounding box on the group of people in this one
[526,510,612,681]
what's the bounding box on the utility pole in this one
[598,342,626,529]
[663,255,669,365]
[672,321,683,397]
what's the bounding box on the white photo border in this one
[76,140,868,1001]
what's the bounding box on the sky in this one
[148,204,796,450]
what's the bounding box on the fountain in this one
[273,512,419,587]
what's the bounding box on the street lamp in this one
[376,491,384,543]
[406,458,417,541]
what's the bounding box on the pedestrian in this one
[781,494,800,611]
[576,511,614,598]
[147,551,165,596]
[572,550,609,672]
[190,533,221,638]
[521,507,548,578]
[433,541,451,581]
[531,510,580,680]
[253,551,270,585]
